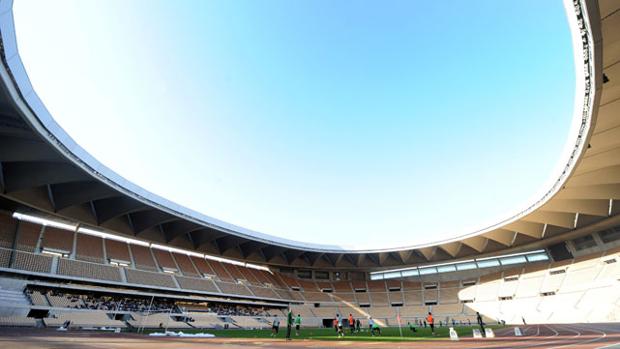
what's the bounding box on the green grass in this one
[141,325,502,342]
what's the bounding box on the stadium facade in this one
[0,0,618,330]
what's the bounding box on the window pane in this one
[477,259,500,268]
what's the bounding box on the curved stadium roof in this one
[0,0,618,269]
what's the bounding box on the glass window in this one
[572,235,597,250]
[370,274,384,280]
[384,271,402,279]
[419,267,437,275]
[500,255,527,265]
[599,228,620,243]
[526,253,549,262]
[476,259,500,268]
[455,262,477,271]
[401,269,419,277]
[437,264,456,273]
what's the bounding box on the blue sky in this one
[14,0,575,249]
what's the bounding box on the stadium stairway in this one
[0,289,30,308]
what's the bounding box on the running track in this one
[1,324,619,349]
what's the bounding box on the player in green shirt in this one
[286,309,293,340]
[294,314,302,336]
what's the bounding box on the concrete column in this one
[70,230,78,259]
[50,256,58,274]
[126,243,136,268]
[119,267,127,283]
[34,226,45,252]
[102,238,108,262]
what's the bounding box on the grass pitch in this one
[143,325,499,342]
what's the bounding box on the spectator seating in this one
[0,316,36,327]
[46,292,83,308]
[175,275,220,293]
[186,312,225,328]
[126,268,177,288]
[57,258,122,282]
[302,291,332,302]
[423,288,438,302]
[152,249,177,270]
[215,281,253,296]
[190,256,216,276]
[0,214,17,248]
[439,287,459,303]
[332,292,356,303]
[402,281,422,291]
[231,316,266,329]
[105,239,131,263]
[404,290,425,305]
[297,279,318,291]
[248,286,280,299]
[388,291,404,304]
[75,234,104,263]
[367,280,387,292]
[15,222,41,252]
[223,263,245,281]
[130,312,190,329]
[129,245,158,271]
[275,288,303,301]
[278,274,302,289]
[351,280,367,291]
[464,249,620,324]
[11,250,52,273]
[386,279,402,290]
[207,260,234,281]
[41,227,73,253]
[172,253,199,276]
[0,247,11,268]
[369,292,389,306]
[45,311,126,328]
[28,290,50,306]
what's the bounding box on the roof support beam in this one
[262,246,287,262]
[51,181,119,211]
[238,241,266,259]
[284,250,305,264]
[304,252,323,266]
[417,247,436,261]
[93,197,148,225]
[3,162,88,193]
[543,199,611,216]
[440,242,462,257]
[343,254,358,267]
[504,221,545,239]
[523,211,579,229]
[161,220,203,242]
[0,137,62,162]
[398,250,413,264]
[214,236,241,255]
[130,210,178,235]
[461,236,488,252]
[485,229,514,246]
[557,184,620,200]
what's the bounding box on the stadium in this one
[0,0,619,348]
